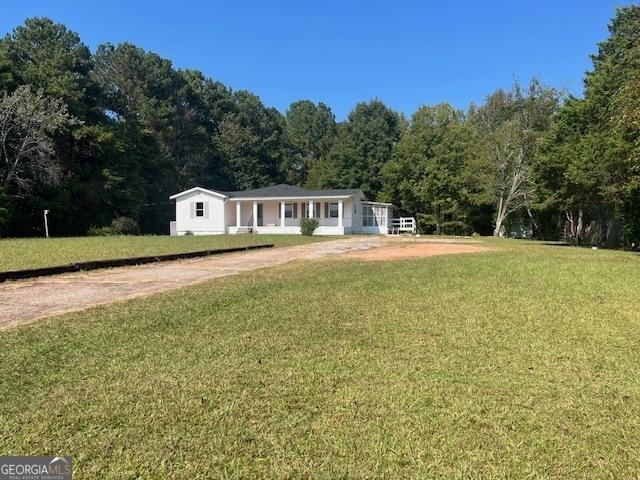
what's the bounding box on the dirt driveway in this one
[0,236,488,329]
[0,237,381,329]
[346,238,489,261]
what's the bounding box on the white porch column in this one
[236,201,241,227]
[309,200,314,218]
[280,202,285,228]
[338,200,343,227]
[252,201,258,229]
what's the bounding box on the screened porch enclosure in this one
[360,201,393,234]
[361,203,389,227]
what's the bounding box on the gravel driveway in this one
[0,236,382,329]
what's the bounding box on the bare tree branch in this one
[0,86,76,195]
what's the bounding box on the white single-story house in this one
[169,184,400,235]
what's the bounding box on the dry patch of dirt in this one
[345,242,490,261]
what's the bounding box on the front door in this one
[257,203,263,226]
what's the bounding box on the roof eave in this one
[169,187,228,200]
[229,194,356,201]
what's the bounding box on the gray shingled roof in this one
[224,184,364,199]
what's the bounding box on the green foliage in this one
[533,5,640,246]
[307,100,402,199]
[299,217,319,236]
[215,91,287,190]
[0,18,298,236]
[283,100,336,185]
[621,170,640,248]
[381,103,474,226]
[416,213,437,234]
[111,216,140,235]
[0,86,75,193]
[86,226,119,236]
[2,18,94,116]
[469,79,560,236]
[438,221,473,236]
[87,216,140,236]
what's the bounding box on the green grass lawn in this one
[0,234,331,272]
[1,239,639,478]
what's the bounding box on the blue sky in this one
[1,0,633,120]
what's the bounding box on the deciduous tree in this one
[470,80,559,236]
[0,86,74,194]
[284,100,336,185]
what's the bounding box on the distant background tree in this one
[534,5,640,246]
[216,91,287,190]
[0,86,74,234]
[380,103,474,233]
[0,18,120,236]
[307,100,403,200]
[0,8,638,245]
[0,86,73,193]
[283,100,336,186]
[469,80,559,236]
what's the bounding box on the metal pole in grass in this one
[43,209,50,238]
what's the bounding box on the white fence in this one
[390,217,416,234]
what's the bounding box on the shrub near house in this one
[87,217,140,236]
[300,218,319,236]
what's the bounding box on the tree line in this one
[0,7,638,246]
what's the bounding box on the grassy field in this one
[0,234,330,272]
[1,239,639,478]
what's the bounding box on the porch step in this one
[236,226,252,234]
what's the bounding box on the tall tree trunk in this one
[566,210,575,240]
[493,195,506,236]
[576,209,584,241]
[565,209,584,243]
[493,219,502,237]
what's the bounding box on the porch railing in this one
[390,217,416,234]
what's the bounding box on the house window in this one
[329,202,339,218]
[324,202,340,218]
[280,203,298,219]
[195,202,205,217]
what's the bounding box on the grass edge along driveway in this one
[0,234,333,272]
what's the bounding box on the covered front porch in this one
[227,198,352,235]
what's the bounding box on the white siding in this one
[175,191,226,235]
[352,198,362,231]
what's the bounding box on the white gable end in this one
[174,189,226,235]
